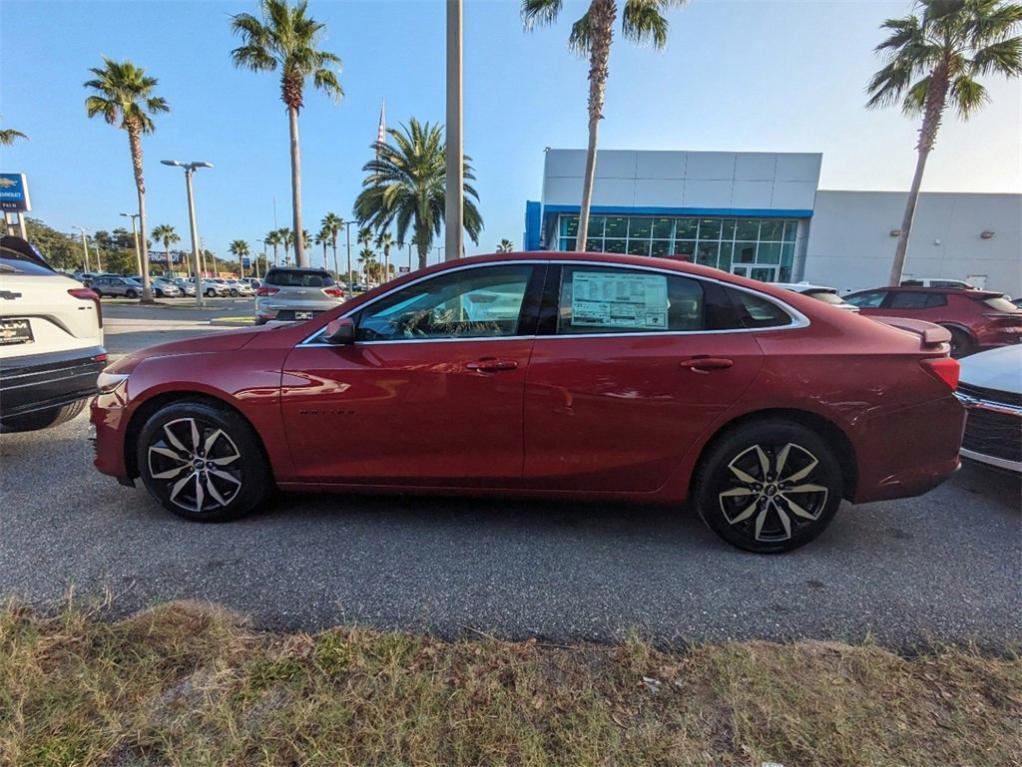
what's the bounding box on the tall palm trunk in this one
[271,243,279,267]
[331,237,339,278]
[416,232,428,271]
[890,63,949,286]
[575,0,616,252]
[287,104,305,267]
[127,125,154,302]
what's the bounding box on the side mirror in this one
[324,316,356,345]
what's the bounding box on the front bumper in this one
[0,346,107,420]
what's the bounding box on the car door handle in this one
[680,356,734,373]
[466,358,519,373]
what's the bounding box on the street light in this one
[119,213,142,278]
[73,226,91,272]
[445,0,464,262]
[161,160,212,306]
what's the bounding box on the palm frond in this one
[522,0,563,30]
[972,35,1022,74]
[950,73,989,116]
[568,10,592,54]
[622,0,677,48]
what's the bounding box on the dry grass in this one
[2,598,1020,767]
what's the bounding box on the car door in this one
[280,262,545,486]
[523,263,764,493]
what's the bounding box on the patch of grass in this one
[1,599,1019,766]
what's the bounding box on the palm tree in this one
[84,58,170,302]
[321,212,344,278]
[315,227,331,270]
[230,0,344,267]
[0,127,27,146]
[497,238,515,252]
[152,224,180,275]
[358,246,378,285]
[375,229,394,282]
[867,0,1022,285]
[523,0,685,251]
[278,227,294,264]
[229,239,250,277]
[355,119,482,271]
[265,229,282,266]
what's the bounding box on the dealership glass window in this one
[674,240,696,260]
[604,216,628,238]
[759,220,783,241]
[651,240,671,258]
[628,218,652,239]
[698,219,722,240]
[783,221,798,242]
[696,241,719,266]
[735,242,757,263]
[604,239,627,254]
[676,218,699,239]
[560,217,578,237]
[652,218,673,238]
[627,239,652,257]
[557,265,706,333]
[735,219,760,240]
[757,242,782,264]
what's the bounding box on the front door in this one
[281,263,543,487]
[523,263,764,492]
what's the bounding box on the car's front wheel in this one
[137,400,271,521]
[126,289,139,299]
[0,400,87,433]
[693,419,843,553]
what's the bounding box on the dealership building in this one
[524,149,1021,294]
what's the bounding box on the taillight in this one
[68,288,102,328]
[920,357,960,391]
[322,287,344,298]
[256,286,279,297]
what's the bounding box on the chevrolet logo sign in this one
[0,178,16,188]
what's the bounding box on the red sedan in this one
[91,253,965,553]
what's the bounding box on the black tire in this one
[693,419,843,554]
[0,399,87,433]
[155,289,164,298]
[126,289,139,299]
[136,400,271,522]
[946,327,975,358]
[206,289,217,298]
[229,289,239,297]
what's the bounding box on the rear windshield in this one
[979,295,1020,313]
[265,269,335,288]
[804,289,845,305]
[0,254,54,276]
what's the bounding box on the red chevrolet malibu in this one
[91,253,965,553]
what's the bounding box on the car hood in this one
[106,324,279,373]
[958,344,1022,395]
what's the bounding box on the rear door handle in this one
[466,358,519,373]
[680,356,734,373]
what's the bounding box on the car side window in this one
[556,265,708,334]
[355,264,534,342]
[888,291,943,309]
[845,291,887,308]
[724,288,794,329]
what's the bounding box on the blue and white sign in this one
[242,256,252,268]
[0,173,30,212]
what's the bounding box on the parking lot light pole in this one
[162,160,213,307]
[74,226,91,273]
[119,213,142,278]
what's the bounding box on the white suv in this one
[0,236,106,432]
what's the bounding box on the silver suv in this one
[255,267,345,323]
[89,275,143,298]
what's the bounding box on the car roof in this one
[848,285,1001,297]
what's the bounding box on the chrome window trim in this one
[298,258,809,347]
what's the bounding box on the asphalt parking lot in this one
[1,311,1019,649]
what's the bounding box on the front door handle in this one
[466,358,519,373]
[680,356,734,373]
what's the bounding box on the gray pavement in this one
[0,311,1019,648]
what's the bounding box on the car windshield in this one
[265,269,334,288]
[980,295,1020,313]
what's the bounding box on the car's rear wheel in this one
[0,400,87,433]
[230,289,239,297]
[693,419,842,553]
[136,401,271,522]
[945,327,974,358]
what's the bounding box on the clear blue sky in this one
[2,0,1019,266]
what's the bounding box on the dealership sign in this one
[0,173,30,212]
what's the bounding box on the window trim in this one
[299,259,809,347]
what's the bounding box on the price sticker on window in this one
[570,271,668,329]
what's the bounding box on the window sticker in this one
[570,271,668,329]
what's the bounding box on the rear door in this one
[522,263,764,492]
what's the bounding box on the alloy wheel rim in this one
[717,442,829,543]
[147,417,243,513]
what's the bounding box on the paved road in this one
[0,314,1019,648]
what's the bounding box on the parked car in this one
[254,267,345,323]
[73,271,100,287]
[92,252,964,553]
[224,279,255,297]
[241,277,261,290]
[771,282,859,312]
[1012,297,1022,310]
[844,286,1022,357]
[0,236,106,432]
[89,274,143,299]
[955,345,1021,473]
[151,278,182,298]
[197,278,230,298]
[901,278,976,289]
[173,278,197,297]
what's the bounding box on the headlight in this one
[96,371,130,393]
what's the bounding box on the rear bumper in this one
[0,346,107,419]
[852,394,966,503]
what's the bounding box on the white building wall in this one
[805,191,1022,295]
[542,149,822,212]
